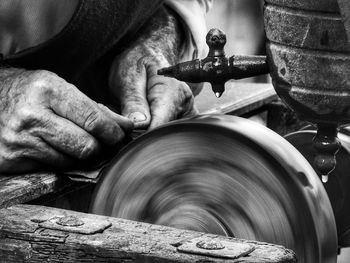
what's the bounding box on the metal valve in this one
[158,28,269,97]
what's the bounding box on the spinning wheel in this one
[91,115,337,263]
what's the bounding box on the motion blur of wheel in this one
[91,115,337,263]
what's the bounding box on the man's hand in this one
[0,69,133,173]
[109,7,198,130]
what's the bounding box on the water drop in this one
[322,175,328,183]
[215,92,222,98]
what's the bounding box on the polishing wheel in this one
[90,115,337,263]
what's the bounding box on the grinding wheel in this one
[90,115,337,263]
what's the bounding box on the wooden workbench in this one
[0,82,293,263]
[0,204,295,262]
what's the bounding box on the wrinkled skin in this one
[0,7,197,173]
[0,69,133,173]
[109,7,198,130]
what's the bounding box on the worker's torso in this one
[0,0,164,103]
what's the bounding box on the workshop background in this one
[206,0,350,261]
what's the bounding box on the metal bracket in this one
[176,236,255,259]
[34,215,112,235]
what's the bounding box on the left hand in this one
[108,7,198,130]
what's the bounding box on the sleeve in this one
[164,0,213,61]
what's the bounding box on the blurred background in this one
[206,0,268,83]
[207,0,264,56]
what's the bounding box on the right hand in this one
[0,69,133,173]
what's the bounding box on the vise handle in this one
[158,28,269,97]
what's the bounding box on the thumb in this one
[109,59,151,129]
[121,89,151,129]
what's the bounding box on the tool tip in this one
[157,68,166,76]
[157,65,178,77]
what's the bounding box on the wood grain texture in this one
[0,173,73,209]
[0,204,296,263]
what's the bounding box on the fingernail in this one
[128,112,147,123]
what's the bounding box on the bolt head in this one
[56,216,84,227]
[196,239,225,250]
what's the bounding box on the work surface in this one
[0,82,296,262]
[0,204,295,262]
[0,82,276,209]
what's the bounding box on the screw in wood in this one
[196,239,225,250]
[56,216,84,227]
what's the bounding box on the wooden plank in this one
[0,204,296,263]
[195,82,277,115]
[0,173,73,209]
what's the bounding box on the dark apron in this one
[1,0,164,104]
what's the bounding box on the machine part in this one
[90,115,337,263]
[338,0,350,46]
[158,29,268,98]
[38,215,112,234]
[285,128,350,247]
[158,0,350,181]
[265,0,350,177]
[312,124,341,183]
[265,0,339,12]
[176,237,255,259]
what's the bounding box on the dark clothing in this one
[1,0,164,103]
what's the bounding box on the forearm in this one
[165,0,213,60]
[131,6,185,66]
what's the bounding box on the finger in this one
[97,103,133,132]
[0,137,74,173]
[22,138,75,168]
[109,56,151,129]
[148,90,176,130]
[31,111,103,160]
[49,81,133,145]
[182,104,199,118]
[0,157,43,174]
[148,77,195,130]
